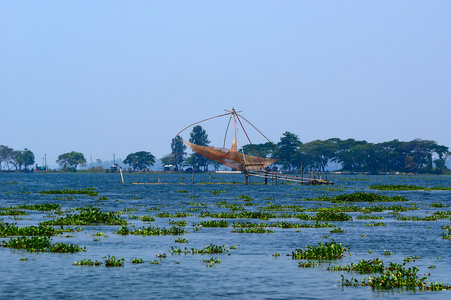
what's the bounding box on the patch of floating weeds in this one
[103,255,125,267]
[140,215,156,222]
[156,253,167,258]
[128,215,139,219]
[330,227,345,233]
[396,214,439,221]
[131,258,144,264]
[175,190,188,193]
[299,192,407,203]
[49,242,86,253]
[150,259,162,264]
[365,221,388,226]
[370,184,451,191]
[235,195,254,201]
[92,231,108,237]
[356,214,384,220]
[430,202,448,208]
[115,225,186,236]
[196,220,229,227]
[156,211,192,218]
[0,209,28,216]
[1,236,86,253]
[331,192,407,203]
[40,188,99,196]
[328,258,385,273]
[321,235,329,238]
[203,257,221,267]
[261,204,305,212]
[383,250,393,256]
[340,263,451,290]
[433,211,451,219]
[313,211,352,222]
[187,207,203,211]
[404,255,421,262]
[292,240,349,260]
[210,190,226,195]
[232,228,274,233]
[199,211,284,220]
[73,259,102,266]
[40,206,127,226]
[299,260,319,268]
[119,207,139,213]
[193,244,229,254]
[175,237,188,243]
[55,226,83,233]
[97,196,109,201]
[168,219,187,227]
[54,196,74,200]
[169,244,229,255]
[273,252,282,257]
[146,207,160,212]
[0,221,57,237]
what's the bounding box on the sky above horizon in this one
[1,1,450,168]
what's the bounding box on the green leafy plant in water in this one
[73,259,102,266]
[175,237,188,243]
[168,219,188,227]
[131,258,144,264]
[196,220,229,227]
[292,240,349,260]
[40,206,127,226]
[328,258,384,273]
[365,221,388,227]
[232,228,274,233]
[40,188,99,196]
[330,227,345,233]
[103,255,125,267]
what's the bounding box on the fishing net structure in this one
[177,109,279,172]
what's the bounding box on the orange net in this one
[182,138,277,171]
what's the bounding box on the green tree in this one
[0,145,14,170]
[124,151,155,171]
[12,148,35,171]
[171,135,187,171]
[275,132,302,171]
[56,151,87,171]
[188,125,210,171]
[240,142,274,158]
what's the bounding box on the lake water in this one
[0,173,450,299]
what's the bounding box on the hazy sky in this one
[1,1,450,167]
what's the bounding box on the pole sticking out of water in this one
[119,167,124,184]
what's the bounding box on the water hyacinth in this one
[292,240,349,260]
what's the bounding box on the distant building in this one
[163,165,175,171]
[36,164,47,171]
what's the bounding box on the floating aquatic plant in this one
[131,258,144,264]
[292,240,349,260]
[40,188,99,196]
[103,255,125,267]
[328,258,384,273]
[231,228,274,233]
[73,259,102,266]
[196,220,229,227]
[40,206,127,226]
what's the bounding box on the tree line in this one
[1,127,450,173]
[162,128,450,174]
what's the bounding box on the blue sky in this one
[1,1,450,168]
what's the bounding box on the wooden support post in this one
[301,162,304,185]
[208,172,211,184]
[245,171,249,185]
[192,167,194,184]
[308,166,311,184]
